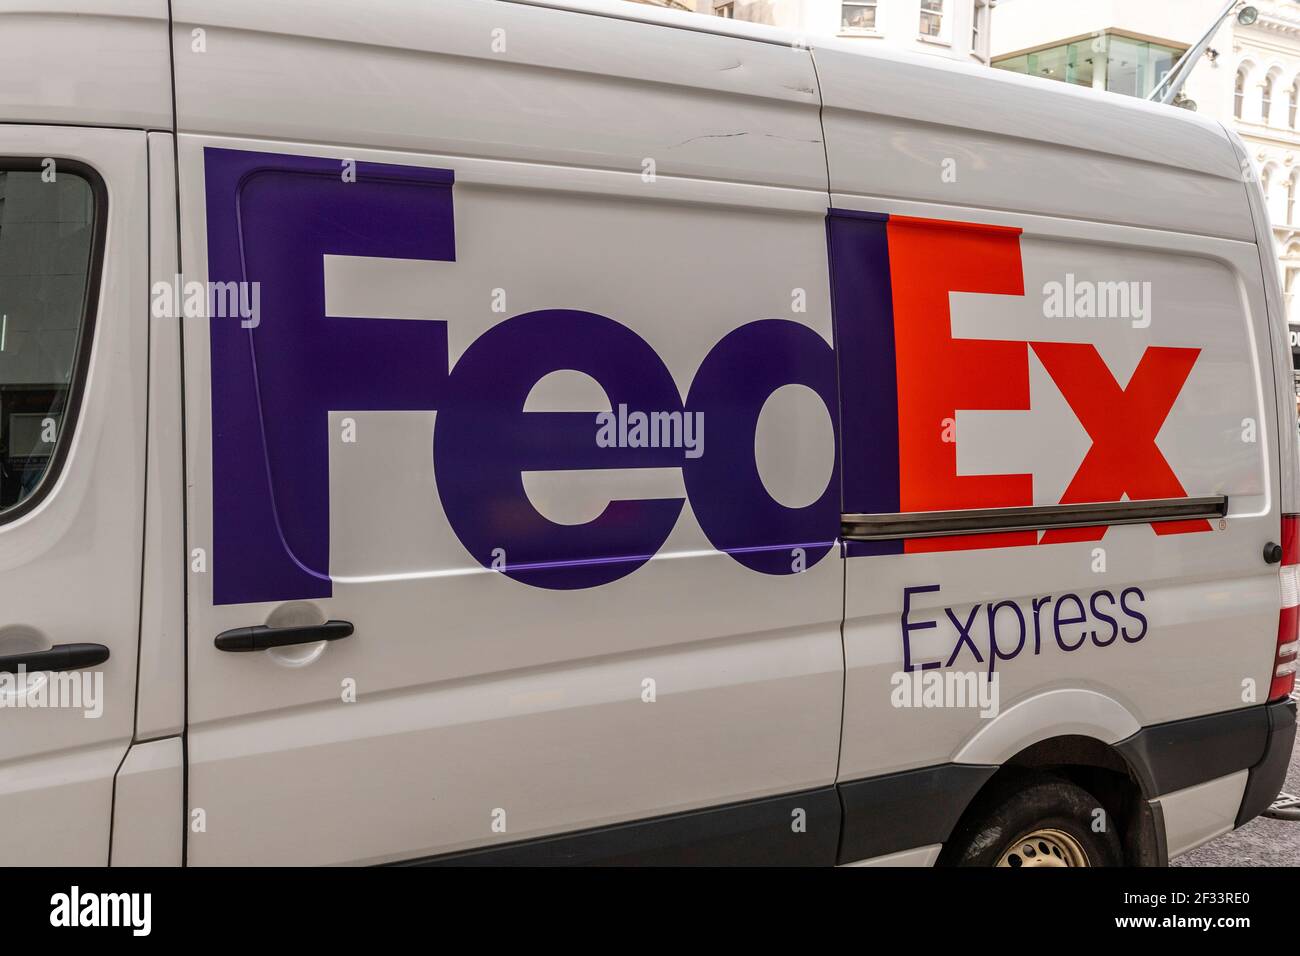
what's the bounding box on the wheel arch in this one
[941,733,1164,866]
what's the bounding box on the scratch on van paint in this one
[667,131,821,149]
[668,131,752,148]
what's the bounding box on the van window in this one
[0,165,100,517]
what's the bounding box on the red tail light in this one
[1272,515,1300,701]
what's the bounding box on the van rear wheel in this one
[942,775,1124,867]
[994,827,1090,867]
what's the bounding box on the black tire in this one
[941,774,1124,867]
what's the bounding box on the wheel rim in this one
[995,828,1091,868]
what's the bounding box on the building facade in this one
[993,0,1300,332]
[664,0,994,63]
[625,0,708,11]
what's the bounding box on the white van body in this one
[0,0,1294,866]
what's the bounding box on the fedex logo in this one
[828,210,1208,559]
[204,150,1204,606]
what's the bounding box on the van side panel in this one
[817,46,1281,806]
[1159,771,1249,859]
[175,0,843,865]
[1223,127,1300,519]
[0,127,152,864]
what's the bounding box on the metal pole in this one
[1148,0,1238,104]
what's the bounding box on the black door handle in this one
[214,620,354,653]
[0,643,110,675]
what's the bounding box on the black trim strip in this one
[0,158,107,529]
[400,787,841,867]
[1144,799,1169,867]
[842,496,1228,541]
[836,764,996,864]
[1235,698,1297,827]
[1115,705,1268,798]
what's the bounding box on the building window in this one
[1263,74,1275,124]
[1263,165,1291,224]
[714,2,734,16]
[972,0,989,55]
[1286,264,1300,322]
[994,33,1186,98]
[1235,67,1247,118]
[841,1,877,32]
[920,0,945,38]
[1288,174,1297,225]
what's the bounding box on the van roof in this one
[0,0,1243,192]
[509,0,1242,181]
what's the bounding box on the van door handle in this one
[0,643,110,674]
[214,620,354,652]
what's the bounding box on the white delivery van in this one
[0,0,1294,868]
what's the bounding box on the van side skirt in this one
[401,788,842,867]
[397,702,1286,866]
